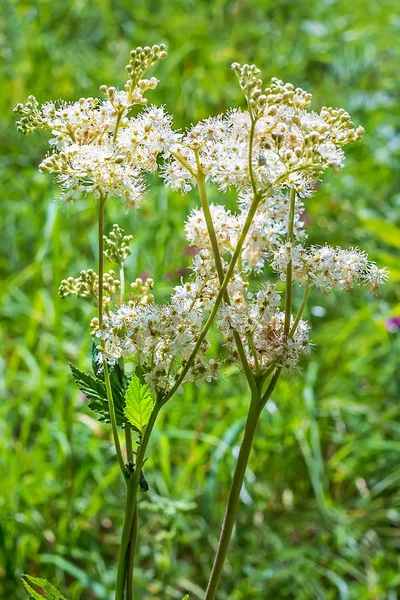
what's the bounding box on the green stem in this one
[119,264,125,308]
[204,368,281,600]
[98,194,106,331]
[98,194,125,475]
[247,118,258,197]
[170,150,197,178]
[283,188,296,339]
[123,398,136,600]
[290,280,310,338]
[123,426,135,600]
[163,191,262,403]
[113,111,124,143]
[115,401,162,599]
[204,388,261,600]
[115,476,135,600]
[126,505,138,600]
[205,185,297,599]
[195,163,256,394]
[103,361,125,474]
[125,428,133,462]
[260,367,282,407]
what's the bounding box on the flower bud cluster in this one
[218,284,310,372]
[15,46,174,208]
[14,95,44,134]
[123,44,167,104]
[59,269,120,302]
[264,77,312,111]
[163,66,364,197]
[271,244,389,293]
[104,224,133,264]
[129,278,154,305]
[97,45,167,121]
[231,63,266,120]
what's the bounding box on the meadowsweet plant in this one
[15,46,387,600]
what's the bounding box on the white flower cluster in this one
[186,249,249,307]
[14,46,175,208]
[17,50,387,391]
[185,193,305,272]
[218,284,310,372]
[162,70,364,197]
[271,244,389,292]
[99,278,220,393]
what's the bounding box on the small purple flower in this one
[386,317,400,332]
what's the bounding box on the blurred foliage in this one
[1,0,400,598]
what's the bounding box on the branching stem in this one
[290,280,310,338]
[115,400,162,599]
[204,185,300,599]
[283,188,296,339]
[98,194,125,475]
[204,369,281,600]
[195,155,257,394]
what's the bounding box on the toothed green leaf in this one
[70,363,137,430]
[22,575,68,599]
[124,374,154,432]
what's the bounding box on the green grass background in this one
[1,1,400,598]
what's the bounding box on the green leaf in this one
[70,363,106,403]
[70,363,136,430]
[22,575,68,599]
[182,596,190,599]
[124,374,154,432]
[22,580,44,600]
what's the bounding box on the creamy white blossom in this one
[16,50,388,393]
[162,70,364,197]
[185,193,305,273]
[218,283,310,372]
[271,243,389,292]
[14,46,176,208]
[99,280,220,393]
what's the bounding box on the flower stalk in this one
[204,369,281,600]
[283,187,296,339]
[14,45,387,600]
[98,194,125,475]
[115,400,162,599]
[203,187,298,598]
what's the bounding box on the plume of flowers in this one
[162,67,364,198]
[271,244,389,293]
[14,45,175,208]
[97,278,220,393]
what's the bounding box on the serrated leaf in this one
[124,375,154,432]
[70,363,137,430]
[22,580,44,600]
[110,362,130,396]
[70,364,106,402]
[22,575,68,599]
